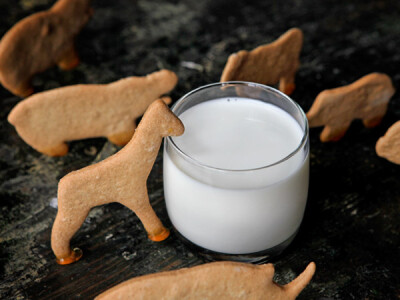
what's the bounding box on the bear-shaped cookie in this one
[8,69,178,156]
[220,28,303,96]
[0,0,92,97]
[307,73,395,142]
[96,261,316,300]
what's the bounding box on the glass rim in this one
[166,81,309,172]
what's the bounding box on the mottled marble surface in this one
[1,0,400,299]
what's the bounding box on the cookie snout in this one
[375,136,389,158]
[173,114,184,136]
[152,70,178,93]
[7,104,25,127]
[167,119,184,137]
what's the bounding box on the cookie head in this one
[7,101,34,138]
[147,99,184,137]
[376,121,400,164]
[147,69,179,94]
[52,0,93,17]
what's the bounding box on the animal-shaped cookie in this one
[0,0,93,97]
[376,121,400,164]
[96,261,316,300]
[220,28,303,95]
[306,73,395,142]
[8,69,178,156]
[51,99,184,264]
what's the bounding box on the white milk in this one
[164,98,309,254]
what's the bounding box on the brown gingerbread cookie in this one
[0,0,93,97]
[376,121,400,164]
[220,28,303,95]
[307,73,395,142]
[8,69,178,156]
[95,261,316,300]
[51,99,184,265]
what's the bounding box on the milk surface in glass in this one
[164,97,309,254]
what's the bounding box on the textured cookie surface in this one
[96,261,316,300]
[7,69,178,156]
[51,99,184,264]
[0,0,92,97]
[220,28,303,95]
[306,73,395,142]
[376,121,400,164]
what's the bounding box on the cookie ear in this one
[161,96,172,105]
[279,28,303,51]
[220,52,246,82]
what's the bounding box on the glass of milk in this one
[163,82,309,263]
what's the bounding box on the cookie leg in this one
[320,123,351,142]
[363,116,383,128]
[363,103,388,128]
[51,208,89,265]
[108,123,136,146]
[279,75,296,96]
[12,80,34,98]
[122,192,170,242]
[57,44,80,71]
[39,142,69,157]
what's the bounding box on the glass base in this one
[174,228,299,264]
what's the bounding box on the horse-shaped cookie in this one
[307,73,395,142]
[220,28,303,95]
[96,261,316,300]
[0,0,93,97]
[376,121,400,164]
[51,99,184,264]
[8,69,178,156]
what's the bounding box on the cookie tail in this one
[283,262,316,299]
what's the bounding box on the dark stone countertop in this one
[1,0,400,299]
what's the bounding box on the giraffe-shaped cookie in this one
[8,69,178,156]
[51,99,184,264]
[0,0,92,97]
[220,28,303,95]
[307,73,395,142]
[96,261,316,300]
